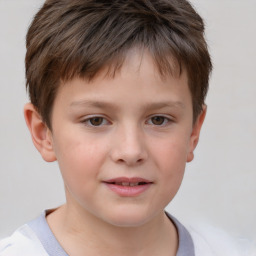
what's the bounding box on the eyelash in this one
[146,115,172,126]
[81,115,173,127]
[81,116,110,127]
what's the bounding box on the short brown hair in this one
[26,0,212,128]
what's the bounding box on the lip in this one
[103,177,153,197]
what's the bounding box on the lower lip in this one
[104,183,152,197]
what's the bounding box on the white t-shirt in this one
[0,211,253,256]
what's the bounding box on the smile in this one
[103,177,153,196]
[108,181,149,187]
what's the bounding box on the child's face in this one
[44,51,204,227]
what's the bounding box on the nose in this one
[110,124,148,166]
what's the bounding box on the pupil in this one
[152,116,164,125]
[90,117,103,126]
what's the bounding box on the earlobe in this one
[186,105,207,163]
[24,103,56,162]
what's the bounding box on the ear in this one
[24,103,56,162]
[186,105,207,162]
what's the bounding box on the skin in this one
[24,50,206,256]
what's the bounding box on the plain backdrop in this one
[0,0,255,243]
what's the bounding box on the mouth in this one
[106,181,149,187]
[103,177,153,196]
[104,177,153,186]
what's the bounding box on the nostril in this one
[117,159,125,163]
[110,146,147,165]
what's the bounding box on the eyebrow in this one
[142,101,185,111]
[70,99,185,111]
[70,100,118,110]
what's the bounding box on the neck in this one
[47,204,178,256]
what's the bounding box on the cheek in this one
[53,133,108,186]
[152,137,189,171]
[151,137,189,192]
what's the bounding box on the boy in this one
[0,0,243,255]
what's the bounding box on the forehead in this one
[55,50,191,110]
[50,49,194,130]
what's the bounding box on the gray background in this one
[0,0,255,242]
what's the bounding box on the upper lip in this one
[104,177,153,184]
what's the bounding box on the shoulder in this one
[0,224,48,256]
[187,223,255,256]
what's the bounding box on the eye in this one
[89,117,104,126]
[82,116,109,127]
[148,116,171,126]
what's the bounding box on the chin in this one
[101,208,156,228]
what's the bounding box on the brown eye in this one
[151,116,165,125]
[89,117,104,126]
